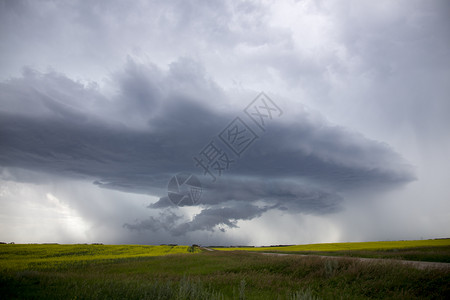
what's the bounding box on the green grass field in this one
[1,241,449,299]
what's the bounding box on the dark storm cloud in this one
[139,178,343,235]
[0,58,415,234]
[151,177,343,213]
[124,203,269,236]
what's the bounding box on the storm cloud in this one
[0,59,414,234]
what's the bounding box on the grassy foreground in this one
[1,242,449,299]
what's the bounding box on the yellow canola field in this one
[213,239,450,252]
[0,244,194,270]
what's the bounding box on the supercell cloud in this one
[0,63,414,234]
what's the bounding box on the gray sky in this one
[1,0,449,245]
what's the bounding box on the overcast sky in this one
[1,0,449,245]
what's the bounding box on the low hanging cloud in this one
[130,178,343,236]
[124,203,270,236]
[0,58,415,235]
